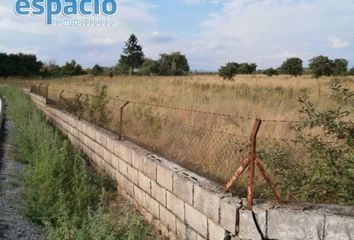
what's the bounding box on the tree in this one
[61,60,84,76]
[237,63,257,74]
[116,34,144,74]
[280,58,303,76]
[140,58,160,75]
[332,59,348,76]
[309,55,334,78]
[0,52,42,77]
[350,67,354,76]
[263,68,278,77]
[158,52,190,75]
[218,62,238,80]
[41,61,62,77]
[91,64,104,76]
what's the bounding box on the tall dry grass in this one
[28,74,354,199]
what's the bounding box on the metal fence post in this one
[38,83,42,96]
[59,90,64,106]
[45,84,49,102]
[247,119,262,209]
[119,101,130,140]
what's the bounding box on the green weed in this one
[0,86,161,239]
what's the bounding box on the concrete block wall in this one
[29,92,354,240]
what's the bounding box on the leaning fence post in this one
[247,119,262,209]
[119,101,130,140]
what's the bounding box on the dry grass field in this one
[22,74,354,202]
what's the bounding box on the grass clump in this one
[0,86,161,240]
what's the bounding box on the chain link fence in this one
[30,84,350,206]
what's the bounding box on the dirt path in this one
[0,120,46,240]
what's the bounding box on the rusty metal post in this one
[59,90,64,106]
[45,84,49,102]
[247,119,262,209]
[38,83,42,96]
[119,101,130,140]
[76,93,83,118]
[256,159,283,204]
[222,158,250,193]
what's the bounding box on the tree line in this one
[1,33,353,79]
[219,56,354,80]
[0,34,190,78]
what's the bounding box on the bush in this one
[261,84,354,204]
[263,68,278,77]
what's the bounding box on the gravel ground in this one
[0,120,46,240]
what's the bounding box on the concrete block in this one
[208,219,226,240]
[141,207,154,223]
[134,185,145,207]
[151,181,166,206]
[176,219,186,240]
[173,172,194,205]
[97,155,106,170]
[157,165,173,192]
[105,135,116,153]
[142,156,158,181]
[267,208,325,240]
[105,164,116,180]
[196,234,206,240]
[87,125,96,141]
[185,226,198,240]
[86,136,95,150]
[111,154,120,171]
[220,197,242,235]
[193,182,226,223]
[118,158,128,177]
[117,173,134,196]
[144,193,160,218]
[185,204,208,237]
[153,219,170,239]
[103,149,113,168]
[159,205,176,233]
[95,130,105,146]
[127,165,139,185]
[131,146,146,171]
[166,191,185,221]
[95,142,104,158]
[239,207,267,240]
[325,214,354,240]
[113,141,132,164]
[138,172,151,194]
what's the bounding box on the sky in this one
[0,0,353,71]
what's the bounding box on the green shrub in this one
[260,84,354,204]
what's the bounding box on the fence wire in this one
[31,84,348,201]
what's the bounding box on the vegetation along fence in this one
[30,83,354,207]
